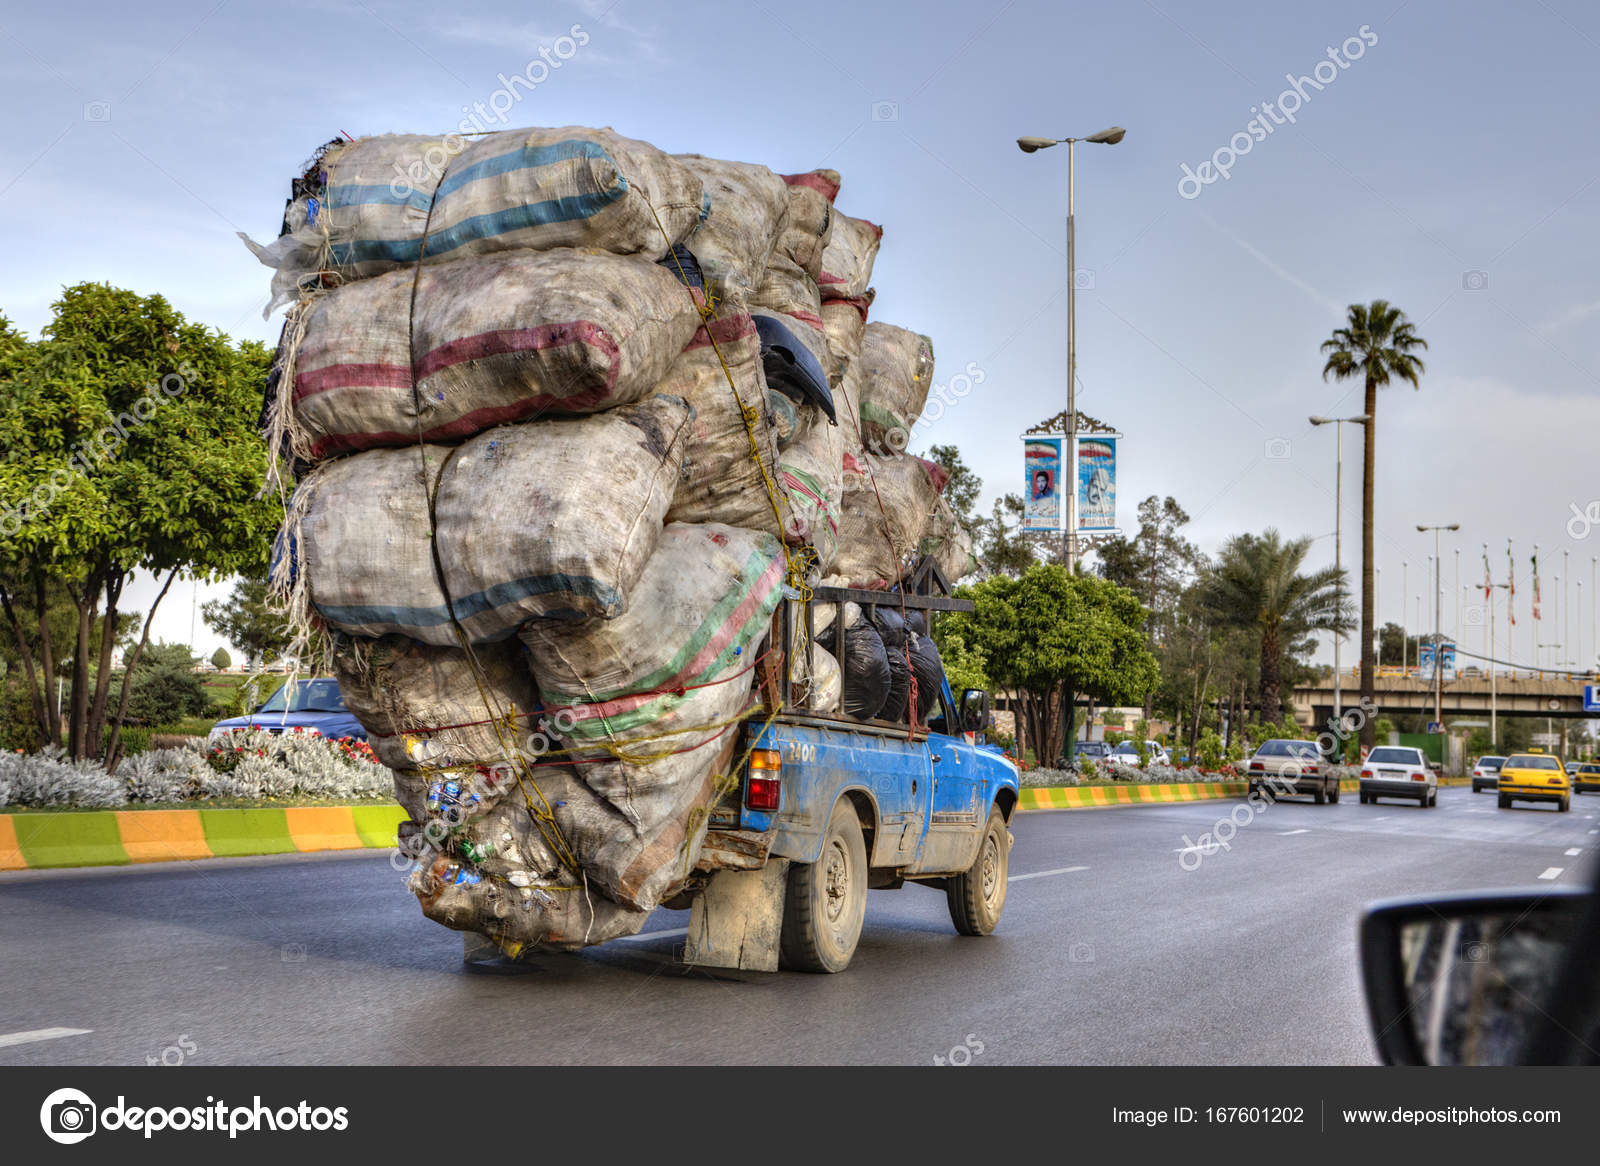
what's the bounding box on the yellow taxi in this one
[1496,750,1571,812]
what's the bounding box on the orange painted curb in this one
[115,810,213,863]
[0,816,23,871]
[285,806,363,852]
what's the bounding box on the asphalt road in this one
[2,786,1595,1066]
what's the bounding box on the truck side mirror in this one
[958,689,990,735]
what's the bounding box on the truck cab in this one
[680,569,1019,974]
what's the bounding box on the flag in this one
[1532,552,1541,621]
[1483,551,1491,601]
[1508,545,1516,626]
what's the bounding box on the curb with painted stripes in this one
[1019,774,1472,811]
[0,805,408,871]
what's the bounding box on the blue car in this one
[208,677,366,742]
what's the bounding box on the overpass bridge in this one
[1292,669,1597,730]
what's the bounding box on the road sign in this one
[1426,722,1442,733]
[1585,684,1600,713]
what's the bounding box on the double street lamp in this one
[1018,126,1126,571]
[1310,414,1369,725]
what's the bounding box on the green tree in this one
[924,443,981,531]
[210,646,231,671]
[977,493,1036,578]
[0,284,278,762]
[937,563,1158,765]
[1321,300,1428,747]
[121,641,210,728]
[933,626,989,697]
[1376,621,1421,669]
[202,577,291,668]
[1196,529,1350,721]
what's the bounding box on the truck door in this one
[909,730,983,874]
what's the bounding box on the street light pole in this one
[1018,126,1126,573]
[1418,523,1460,732]
[1309,414,1369,727]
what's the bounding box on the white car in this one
[1470,755,1505,793]
[1360,745,1438,807]
[1106,741,1170,768]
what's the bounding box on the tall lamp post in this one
[1018,126,1126,572]
[1310,414,1369,726]
[1418,523,1460,735]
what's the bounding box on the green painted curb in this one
[198,808,296,857]
[351,804,407,849]
[13,812,130,869]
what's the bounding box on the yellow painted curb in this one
[1018,780,1249,812]
[115,810,213,863]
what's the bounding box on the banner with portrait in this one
[1023,438,1062,532]
[1076,436,1117,533]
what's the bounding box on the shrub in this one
[211,647,231,671]
[1,730,394,808]
[121,642,211,728]
[1196,730,1224,771]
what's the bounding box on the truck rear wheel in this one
[781,800,867,973]
[948,805,1009,936]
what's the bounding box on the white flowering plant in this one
[0,729,395,809]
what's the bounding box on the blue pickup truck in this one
[672,579,1019,974]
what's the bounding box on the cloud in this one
[1203,213,1343,315]
[1536,298,1600,335]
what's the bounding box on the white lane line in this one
[1372,816,1390,821]
[1565,848,1583,856]
[613,927,689,944]
[1010,865,1089,882]
[0,1027,92,1049]
[1538,868,1564,880]
[1278,828,1309,836]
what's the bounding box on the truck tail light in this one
[745,748,782,811]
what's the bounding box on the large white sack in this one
[858,321,935,453]
[331,634,540,782]
[661,307,792,538]
[520,523,785,748]
[773,169,838,279]
[675,155,789,301]
[282,248,702,459]
[294,396,692,644]
[245,127,706,313]
[920,493,980,583]
[832,452,950,588]
[817,211,881,301]
[777,405,845,573]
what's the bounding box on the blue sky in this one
[3,0,1598,669]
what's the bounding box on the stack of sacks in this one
[249,123,978,957]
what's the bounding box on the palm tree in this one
[1196,530,1351,720]
[1320,300,1427,747]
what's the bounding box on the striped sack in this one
[285,248,704,459]
[295,396,692,645]
[245,128,706,313]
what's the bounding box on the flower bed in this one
[1,729,395,809]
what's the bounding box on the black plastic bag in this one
[819,611,891,721]
[908,632,945,723]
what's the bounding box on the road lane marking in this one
[1565,848,1582,856]
[0,1027,91,1049]
[613,927,689,944]
[1538,868,1564,880]
[1278,829,1309,835]
[1009,865,1089,882]
[1372,817,1390,821]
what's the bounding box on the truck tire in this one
[948,805,1010,937]
[1498,794,1511,809]
[781,799,868,973]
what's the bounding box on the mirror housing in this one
[1360,888,1591,1065]
[958,689,992,737]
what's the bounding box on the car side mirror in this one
[958,688,990,735]
[1360,889,1591,1064]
